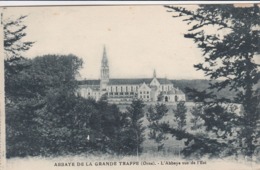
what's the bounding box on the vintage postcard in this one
[0,3,259,170]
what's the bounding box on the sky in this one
[3,5,207,80]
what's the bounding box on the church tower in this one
[100,46,109,90]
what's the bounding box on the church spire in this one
[153,69,157,78]
[102,46,108,67]
[100,46,109,90]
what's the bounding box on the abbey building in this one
[78,47,186,103]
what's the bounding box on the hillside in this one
[171,79,237,101]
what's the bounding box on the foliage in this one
[90,97,130,155]
[6,54,83,157]
[162,4,260,158]
[147,103,168,151]
[157,92,164,101]
[3,15,34,78]
[6,54,135,157]
[3,15,139,158]
[173,101,188,130]
[124,99,146,156]
[171,79,238,100]
[189,104,204,130]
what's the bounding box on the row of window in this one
[108,85,173,92]
[161,85,173,91]
[140,91,149,94]
[108,92,135,96]
[108,86,139,92]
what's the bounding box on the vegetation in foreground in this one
[3,4,259,161]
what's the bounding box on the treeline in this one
[5,54,259,160]
[6,54,147,158]
[171,80,237,100]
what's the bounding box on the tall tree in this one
[124,99,146,156]
[147,103,168,152]
[88,97,130,155]
[161,4,260,158]
[6,54,83,157]
[173,101,188,130]
[3,14,37,158]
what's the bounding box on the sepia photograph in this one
[0,3,259,170]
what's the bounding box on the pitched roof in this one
[78,78,172,86]
[108,78,151,85]
[163,88,185,95]
[157,78,172,85]
[175,89,185,95]
[108,78,172,85]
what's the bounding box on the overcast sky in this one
[3,5,207,80]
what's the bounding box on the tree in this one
[124,99,146,156]
[147,103,168,152]
[88,97,130,155]
[157,92,164,101]
[3,15,34,79]
[161,4,260,158]
[5,54,83,157]
[3,14,38,158]
[189,104,204,131]
[173,101,187,130]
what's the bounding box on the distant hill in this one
[171,79,237,101]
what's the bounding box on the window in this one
[116,86,118,92]
[131,86,133,92]
[121,86,123,92]
[125,92,129,95]
[115,92,118,95]
[147,95,149,98]
[147,91,149,94]
[140,92,142,94]
[120,92,123,95]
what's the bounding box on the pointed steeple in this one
[102,46,108,67]
[153,69,157,78]
[100,46,109,90]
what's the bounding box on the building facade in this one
[78,47,186,103]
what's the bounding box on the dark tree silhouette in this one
[5,54,83,157]
[161,4,260,158]
[3,15,34,78]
